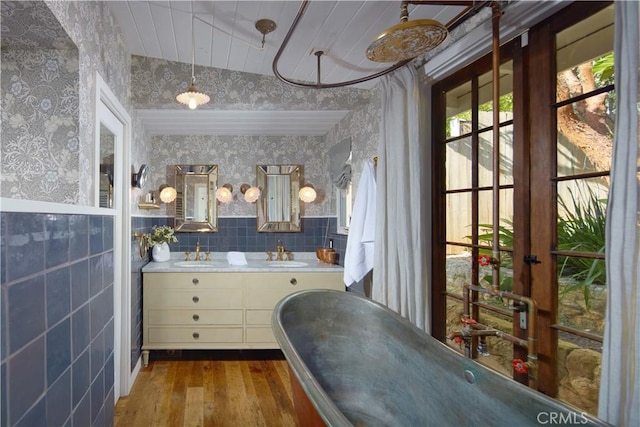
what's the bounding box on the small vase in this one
[152,242,170,262]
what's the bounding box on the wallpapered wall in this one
[325,90,381,193]
[1,46,79,202]
[1,1,79,202]
[130,55,382,217]
[146,134,332,217]
[131,55,372,111]
[1,0,145,205]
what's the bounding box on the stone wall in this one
[445,253,603,415]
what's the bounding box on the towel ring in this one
[133,233,148,259]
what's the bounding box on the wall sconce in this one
[240,184,261,203]
[216,183,233,203]
[159,185,177,203]
[299,184,317,203]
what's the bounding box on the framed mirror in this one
[256,165,301,232]
[175,164,218,232]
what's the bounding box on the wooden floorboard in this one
[114,357,297,427]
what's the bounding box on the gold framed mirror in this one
[175,164,218,232]
[256,165,301,232]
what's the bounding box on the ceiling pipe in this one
[272,1,497,89]
[272,0,411,89]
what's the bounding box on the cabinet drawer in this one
[148,309,243,326]
[245,272,344,308]
[246,327,276,344]
[148,327,243,344]
[246,309,271,325]
[145,273,245,289]
[145,288,243,308]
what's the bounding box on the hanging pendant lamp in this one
[176,15,210,109]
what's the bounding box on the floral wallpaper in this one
[46,0,139,206]
[325,86,381,199]
[1,0,140,205]
[142,134,333,217]
[130,55,382,218]
[131,55,372,111]
[1,1,79,202]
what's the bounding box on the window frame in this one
[430,0,612,398]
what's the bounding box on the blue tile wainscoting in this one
[1,212,346,426]
[136,216,345,263]
[1,212,115,427]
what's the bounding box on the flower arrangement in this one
[146,225,178,247]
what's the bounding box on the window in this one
[431,1,613,416]
[336,150,353,235]
[336,182,352,234]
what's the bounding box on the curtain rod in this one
[272,0,493,89]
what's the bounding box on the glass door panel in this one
[551,4,613,414]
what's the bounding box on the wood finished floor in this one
[114,354,297,427]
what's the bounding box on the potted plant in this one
[146,225,178,262]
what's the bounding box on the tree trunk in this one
[556,68,612,173]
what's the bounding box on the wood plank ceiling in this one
[108,1,469,135]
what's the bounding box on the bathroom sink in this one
[267,261,309,267]
[173,261,218,267]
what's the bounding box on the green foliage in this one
[477,219,514,267]
[557,188,606,310]
[591,52,616,124]
[592,53,614,85]
[146,225,178,247]
[479,93,514,113]
[469,186,607,306]
[471,219,514,292]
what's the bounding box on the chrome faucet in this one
[195,241,201,261]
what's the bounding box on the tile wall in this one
[0,212,114,427]
[135,216,343,259]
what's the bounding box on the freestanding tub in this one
[272,290,610,427]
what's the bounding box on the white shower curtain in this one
[597,2,640,426]
[372,66,431,332]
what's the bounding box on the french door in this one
[431,1,613,416]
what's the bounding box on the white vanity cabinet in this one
[142,270,343,366]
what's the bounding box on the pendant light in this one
[176,15,210,109]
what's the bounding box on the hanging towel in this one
[227,251,248,266]
[344,160,376,287]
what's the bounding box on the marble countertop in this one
[142,252,344,273]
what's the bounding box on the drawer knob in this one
[192,296,199,303]
[193,332,200,339]
[192,278,199,285]
[193,314,199,321]
[290,277,297,285]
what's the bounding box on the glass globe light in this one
[299,185,317,203]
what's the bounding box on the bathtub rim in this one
[271,289,610,427]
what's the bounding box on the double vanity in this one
[141,253,344,366]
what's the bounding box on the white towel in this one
[343,160,376,287]
[226,251,248,266]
